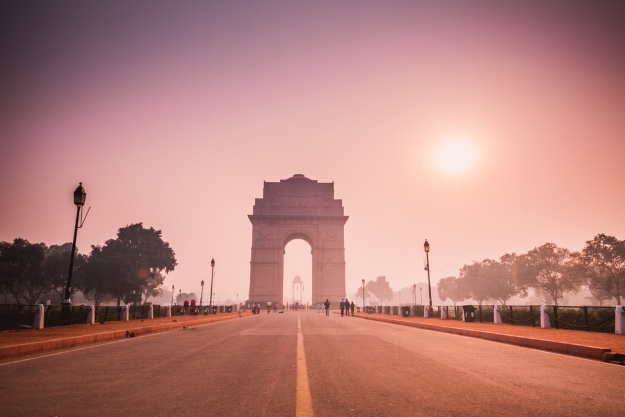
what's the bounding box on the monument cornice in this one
[248,215,349,225]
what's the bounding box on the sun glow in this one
[435,140,477,174]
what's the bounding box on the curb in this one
[355,314,612,360]
[0,312,251,360]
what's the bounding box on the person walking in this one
[317,303,321,313]
[340,299,345,316]
[344,299,349,317]
[324,299,330,316]
[350,301,355,316]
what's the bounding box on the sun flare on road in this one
[435,139,477,174]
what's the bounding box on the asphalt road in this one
[0,310,623,416]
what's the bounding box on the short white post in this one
[148,305,154,319]
[424,306,429,318]
[615,305,625,335]
[540,305,551,329]
[87,305,95,325]
[33,303,44,330]
[123,305,129,321]
[166,305,172,318]
[494,305,502,324]
[441,307,447,319]
[410,306,414,317]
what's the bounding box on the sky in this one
[1,0,624,304]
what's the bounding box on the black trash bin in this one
[226,306,233,313]
[462,305,476,322]
[212,306,218,314]
[401,306,411,317]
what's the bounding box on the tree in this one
[43,243,86,300]
[437,276,468,306]
[353,285,370,304]
[176,292,198,304]
[0,239,48,304]
[513,243,580,306]
[459,261,491,305]
[588,288,613,306]
[83,244,136,306]
[143,270,165,304]
[82,223,177,306]
[575,234,625,305]
[114,223,177,304]
[481,254,525,305]
[365,276,393,303]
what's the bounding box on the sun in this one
[435,140,476,174]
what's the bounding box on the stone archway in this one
[248,174,348,305]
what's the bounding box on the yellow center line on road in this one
[296,314,314,417]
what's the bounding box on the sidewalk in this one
[0,311,251,360]
[350,313,625,361]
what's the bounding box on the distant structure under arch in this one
[248,174,348,305]
[292,275,303,304]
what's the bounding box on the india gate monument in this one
[248,174,348,305]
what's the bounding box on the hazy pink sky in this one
[1,1,624,303]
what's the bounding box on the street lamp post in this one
[361,279,365,312]
[424,239,433,314]
[413,283,417,305]
[63,183,87,305]
[171,285,174,306]
[208,258,215,309]
[199,280,205,306]
[420,287,422,305]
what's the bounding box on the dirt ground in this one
[354,314,625,354]
[0,312,249,347]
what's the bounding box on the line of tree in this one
[437,234,625,306]
[0,223,177,306]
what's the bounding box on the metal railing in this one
[153,306,169,318]
[95,306,123,324]
[44,305,91,328]
[498,305,541,327]
[128,305,150,320]
[545,306,615,333]
[0,304,39,331]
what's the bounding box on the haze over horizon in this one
[1,1,624,303]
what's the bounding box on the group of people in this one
[340,299,355,317]
[317,298,355,316]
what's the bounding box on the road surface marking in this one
[297,314,314,417]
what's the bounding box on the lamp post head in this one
[172,284,174,290]
[201,280,204,286]
[73,182,86,207]
[424,239,430,253]
[362,279,365,285]
[413,283,416,290]
[211,258,215,268]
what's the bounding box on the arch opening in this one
[283,239,312,306]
